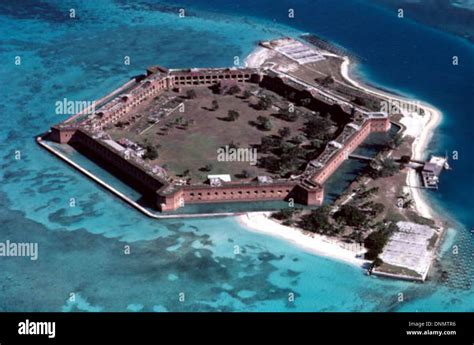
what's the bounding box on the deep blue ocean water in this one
[0,0,473,311]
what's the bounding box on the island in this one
[37,36,447,283]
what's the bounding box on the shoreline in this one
[237,212,369,268]
[244,46,275,68]
[240,44,444,268]
[340,56,443,220]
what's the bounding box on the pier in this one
[299,33,360,60]
[348,154,374,162]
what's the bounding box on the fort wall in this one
[71,129,166,196]
[50,126,77,144]
[170,68,261,86]
[259,73,351,126]
[157,181,323,212]
[311,116,390,185]
[48,66,390,213]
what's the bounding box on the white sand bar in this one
[238,212,368,268]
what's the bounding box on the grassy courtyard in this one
[107,83,331,183]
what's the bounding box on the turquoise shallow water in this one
[0,0,473,311]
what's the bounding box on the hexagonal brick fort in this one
[47,64,390,212]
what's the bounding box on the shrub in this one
[272,208,295,221]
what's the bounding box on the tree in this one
[367,158,399,178]
[272,208,295,221]
[241,169,255,179]
[304,116,334,140]
[388,133,403,149]
[143,145,158,160]
[278,152,300,174]
[262,119,273,131]
[202,164,213,172]
[300,207,334,234]
[242,90,252,99]
[334,204,367,227]
[379,158,399,177]
[365,231,387,260]
[291,134,306,145]
[227,85,241,95]
[257,115,268,125]
[256,115,272,131]
[279,108,298,122]
[364,223,397,260]
[227,110,240,121]
[371,203,385,216]
[358,186,379,199]
[258,155,280,172]
[186,89,197,99]
[278,127,291,138]
[277,144,301,174]
[260,136,278,153]
[310,139,323,149]
[257,96,272,110]
[175,116,185,125]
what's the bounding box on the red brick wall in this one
[50,126,77,144]
[170,69,259,87]
[182,183,295,203]
[157,189,184,211]
[157,181,324,211]
[370,117,391,132]
[72,130,166,193]
[311,117,390,185]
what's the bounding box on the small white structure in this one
[257,175,273,184]
[208,174,231,187]
[103,139,125,153]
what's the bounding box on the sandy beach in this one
[238,212,368,268]
[244,46,275,68]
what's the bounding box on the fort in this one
[42,38,391,213]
